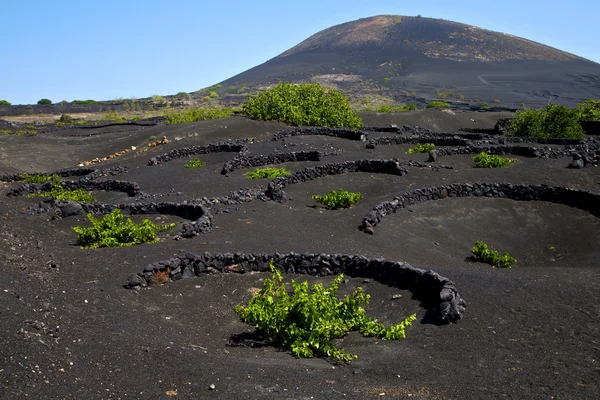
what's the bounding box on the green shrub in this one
[406,143,435,154]
[472,241,517,268]
[98,110,127,123]
[382,78,390,84]
[480,104,491,111]
[312,189,363,209]
[151,94,165,104]
[21,173,60,184]
[208,91,219,99]
[164,107,235,125]
[235,262,417,363]
[176,92,191,99]
[149,135,157,141]
[185,158,206,168]
[472,152,516,168]
[72,209,176,249]
[56,114,75,126]
[243,82,363,129]
[0,100,11,106]
[37,98,52,105]
[72,99,99,104]
[576,99,600,121]
[246,167,291,179]
[27,183,95,202]
[507,104,584,138]
[426,101,451,108]
[376,103,418,113]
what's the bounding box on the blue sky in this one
[1,0,598,105]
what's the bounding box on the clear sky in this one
[1,0,598,105]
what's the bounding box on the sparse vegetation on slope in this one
[27,184,96,202]
[508,104,585,138]
[312,189,363,209]
[472,152,516,168]
[376,103,418,113]
[235,262,417,363]
[164,107,235,125]
[243,82,363,129]
[72,209,176,249]
[246,167,291,179]
[472,241,517,268]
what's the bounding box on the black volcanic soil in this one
[1,112,599,400]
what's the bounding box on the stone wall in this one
[271,127,368,141]
[148,140,249,165]
[221,151,322,174]
[125,251,467,324]
[361,182,600,233]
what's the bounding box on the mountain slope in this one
[219,15,600,109]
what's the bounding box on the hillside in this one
[219,15,600,109]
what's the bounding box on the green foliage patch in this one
[72,209,176,249]
[312,189,363,209]
[21,173,61,184]
[243,82,363,129]
[472,152,516,168]
[426,101,451,108]
[72,99,99,104]
[472,241,517,268]
[376,103,418,113]
[37,98,52,105]
[235,262,417,363]
[27,184,96,202]
[576,99,600,121]
[185,158,206,168]
[0,100,11,106]
[164,107,235,125]
[406,143,436,154]
[507,104,584,138]
[246,167,291,179]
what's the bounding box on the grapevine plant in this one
[72,209,176,249]
[472,152,516,168]
[235,262,417,363]
[406,143,436,154]
[472,241,517,268]
[246,167,291,179]
[312,189,363,209]
[185,158,206,168]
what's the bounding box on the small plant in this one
[27,184,96,202]
[151,94,165,104]
[406,143,435,154]
[243,82,363,129]
[376,103,418,113]
[72,99,99,104]
[164,107,235,125]
[472,241,517,268]
[472,152,516,168]
[246,167,291,179]
[176,92,191,99]
[208,91,219,99]
[312,189,363,209]
[72,209,176,249]
[37,98,52,105]
[185,158,206,168]
[576,99,600,121]
[480,104,491,111]
[56,114,75,126]
[507,104,584,138]
[382,78,390,84]
[235,261,417,363]
[492,99,501,104]
[21,173,60,184]
[426,101,451,108]
[0,100,11,106]
[435,90,454,99]
[148,135,157,141]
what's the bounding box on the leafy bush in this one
[37,98,52,105]
[576,99,600,121]
[149,135,157,141]
[472,241,517,268]
[243,82,363,129]
[164,107,235,125]
[27,184,96,202]
[472,152,516,168]
[426,101,451,108]
[56,114,75,126]
[246,167,291,179]
[185,158,206,168]
[406,143,435,154]
[312,189,363,209]
[507,104,584,138]
[235,262,417,363]
[72,99,99,104]
[151,94,165,104]
[21,173,60,184]
[72,209,176,249]
[480,104,491,110]
[176,92,191,99]
[208,91,219,99]
[0,100,11,106]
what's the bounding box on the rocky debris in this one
[361,182,600,231]
[221,150,322,174]
[148,139,248,165]
[77,144,144,167]
[428,149,439,162]
[568,152,599,168]
[125,251,467,324]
